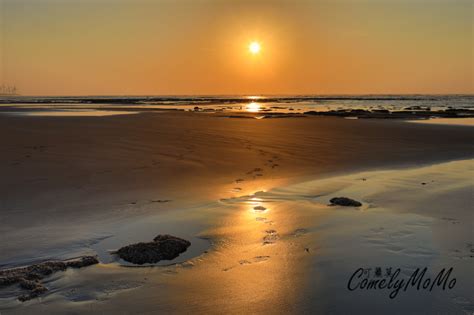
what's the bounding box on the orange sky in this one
[1,0,473,95]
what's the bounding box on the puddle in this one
[91,211,211,266]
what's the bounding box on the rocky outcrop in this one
[329,197,362,207]
[0,256,99,301]
[115,234,191,265]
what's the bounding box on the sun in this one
[249,41,261,54]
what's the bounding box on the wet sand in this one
[0,111,473,313]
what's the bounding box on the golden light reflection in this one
[164,187,310,313]
[247,197,269,214]
[246,95,263,100]
[246,102,261,112]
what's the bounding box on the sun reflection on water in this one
[247,197,269,213]
[246,102,261,113]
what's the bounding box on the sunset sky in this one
[1,0,472,96]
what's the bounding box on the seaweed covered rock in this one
[18,285,48,302]
[0,256,99,302]
[329,197,362,207]
[116,234,191,265]
[66,256,99,268]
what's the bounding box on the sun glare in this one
[246,102,261,112]
[249,41,261,54]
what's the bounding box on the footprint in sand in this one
[235,178,245,183]
[239,260,252,265]
[241,256,271,264]
[247,168,263,174]
[264,159,276,167]
[252,256,271,263]
[223,256,271,271]
[231,187,242,193]
[263,229,280,245]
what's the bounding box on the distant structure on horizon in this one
[0,84,19,96]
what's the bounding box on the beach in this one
[0,111,473,314]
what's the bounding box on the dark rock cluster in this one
[115,234,191,265]
[329,197,362,207]
[0,256,99,301]
[304,108,474,119]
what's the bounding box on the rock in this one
[0,256,98,302]
[66,256,99,268]
[329,197,362,207]
[18,285,48,302]
[19,279,39,290]
[116,234,191,265]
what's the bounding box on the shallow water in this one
[91,207,211,266]
[1,154,472,313]
[163,159,474,314]
[408,117,474,126]
[2,109,139,117]
[1,94,472,114]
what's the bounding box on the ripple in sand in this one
[449,243,474,259]
[441,217,460,224]
[452,296,474,313]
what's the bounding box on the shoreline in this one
[1,104,473,120]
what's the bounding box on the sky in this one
[0,0,473,95]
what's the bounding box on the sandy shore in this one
[0,111,473,313]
